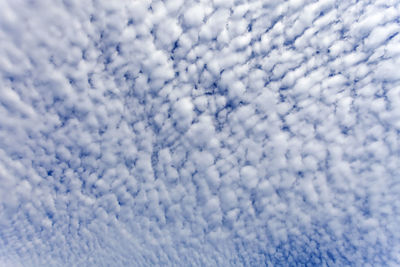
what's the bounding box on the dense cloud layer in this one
[1,0,400,266]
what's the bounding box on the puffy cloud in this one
[0,0,400,266]
[183,4,206,27]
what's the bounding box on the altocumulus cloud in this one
[0,0,400,266]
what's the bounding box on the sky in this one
[0,0,400,266]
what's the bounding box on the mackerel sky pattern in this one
[0,0,400,266]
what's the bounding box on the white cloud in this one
[0,0,399,266]
[183,4,206,27]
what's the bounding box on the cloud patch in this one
[0,0,400,266]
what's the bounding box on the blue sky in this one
[0,0,400,266]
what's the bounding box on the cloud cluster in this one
[1,0,400,266]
